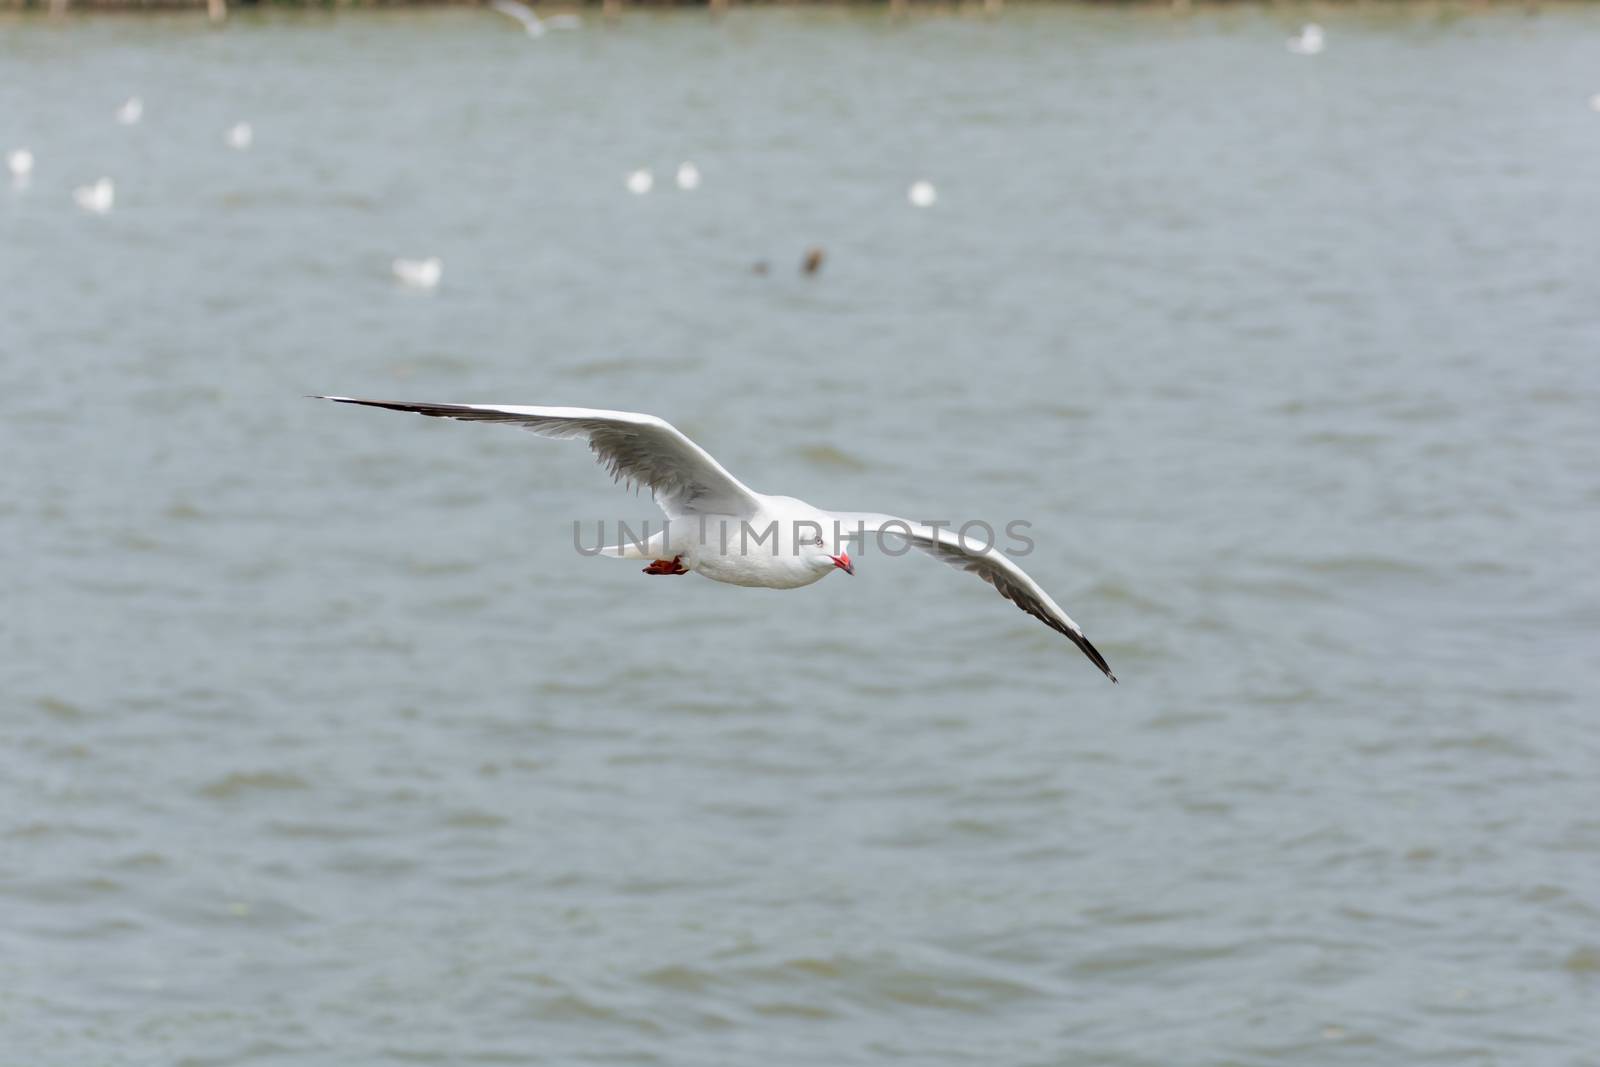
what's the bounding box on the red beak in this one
[830,552,854,576]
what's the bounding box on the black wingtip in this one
[1071,630,1118,684]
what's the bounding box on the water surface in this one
[2,7,1599,1064]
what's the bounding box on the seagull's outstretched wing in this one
[490,0,545,35]
[315,397,762,518]
[829,512,1117,682]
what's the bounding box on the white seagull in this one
[73,177,115,215]
[626,168,654,195]
[908,180,937,208]
[7,147,34,180]
[676,161,701,191]
[490,0,546,37]
[1286,23,1325,56]
[392,256,443,288]
[116,96,144,125]
[225,121,254,150]
[313,398,1118,681]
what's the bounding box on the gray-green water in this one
[3,7,1599,1064]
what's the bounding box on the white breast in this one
[693,552,828,589]
[671,510,831,589]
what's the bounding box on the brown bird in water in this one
[802,247,825,276]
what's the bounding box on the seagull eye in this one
[815,537,825,547]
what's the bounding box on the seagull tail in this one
[597,529,668,560]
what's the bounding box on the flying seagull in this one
[313,397,1117,681]
[1287,23,1324,56]
[490,0,546,37]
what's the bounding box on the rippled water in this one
[4,7,1599,1064]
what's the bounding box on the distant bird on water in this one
[74,177,114,215]
[490,0,546,37]
[1287,23,1325,56]
[312,397,1119,681]
[7,148,32,183]
[392,256,443,289]
[626,168,654,195]
[908,180,937,208]
[225,122,253,150]
[116,96,144,125]
[676,161,701,191]
[1589,93,1600,113]
[802,247,825,276]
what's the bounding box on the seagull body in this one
[626,169,654,195]
[908,180,937,208]
[116,96,144,125]
[676,161,701,190]
[314,397,1117,681]
[392,256,443,288]
[1287,23,1325,56]
[7,148,33,178]
[225,122,253,150]
[74,177,114,215]
[490,0,546,37]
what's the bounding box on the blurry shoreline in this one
[0,0,1567,13]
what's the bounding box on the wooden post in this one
[208,0,226,21]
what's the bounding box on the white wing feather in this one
[315,397,762,518]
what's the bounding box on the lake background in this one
[3,7,1599,1064]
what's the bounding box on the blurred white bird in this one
[74,177,115,215]
[490,0,546,37]
[393,257,443,289]
[1589,93,1600,113]
[908,180,937,208]
[626,169,654,195]
[7,148,33,179]
[675,161,701,191]
[225,122,253,150]
[116,97,144,125]
[1287,24,1325,56]
[546,12,582,29]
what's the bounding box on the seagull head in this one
[796,528,854,577]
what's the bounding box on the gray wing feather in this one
[830,512,1117,682]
